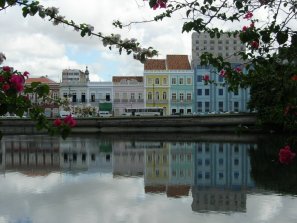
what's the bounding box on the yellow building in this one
[144,59,169,115]
[144,55,193,116]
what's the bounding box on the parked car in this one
[99,111,112,118]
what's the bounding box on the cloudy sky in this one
[0,0,192,82]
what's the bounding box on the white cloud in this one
[0,0,192,82]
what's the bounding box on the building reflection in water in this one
[0,136,113,175]
[0,136,257,214]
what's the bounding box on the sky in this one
[0,0,192,82]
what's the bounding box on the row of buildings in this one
[25,32,251,117]
[0,137,256,212]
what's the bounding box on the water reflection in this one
[0,134,296,223]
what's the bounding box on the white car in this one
[99,111,112,117]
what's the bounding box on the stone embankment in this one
[0,114,257,135]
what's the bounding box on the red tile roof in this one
[25,76,57,84]
[166,55,191,70]
[144,59,166,70]
[144,55,191,70]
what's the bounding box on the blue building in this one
[194,65,250,113]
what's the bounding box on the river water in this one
[0,133,296,223]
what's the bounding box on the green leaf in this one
[186,9,191,18]
[235,1,243,9]
[276,31,288,45]
[0,0,5,8]
[7,0,16,5]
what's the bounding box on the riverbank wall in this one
[0,114,257,135]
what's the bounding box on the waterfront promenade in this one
[0,114,257,134]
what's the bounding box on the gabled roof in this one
[144,59,166,70]
[144,55,191,71]
[166,55,191,70]
[25,76,57,84]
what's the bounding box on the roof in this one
[166,55,191,70]
[112,76,143,83]
[25,76,57,84]
[144,59,166,70]
[144,55,191,70]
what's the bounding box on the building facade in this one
[25,76,60,117]
[192,32,250,113]
[144,55,194,115]
[112,76,144,116]
[60,67,112,115]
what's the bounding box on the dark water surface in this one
[0,133,296,223]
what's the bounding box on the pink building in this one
[112,76,144,116]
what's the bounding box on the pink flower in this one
[250,23,255,28]
[234,67,242,73]
[63,115,77,127]
[251,40,259,49]
[2,66,11,72]
[219,69,226,77]
[243,11,253,19]
[152,0,167,10]
[23,71,29,78]
[202,75,210,81]
[279,145,296,165]
[53,118,62,127]
[2,84,10,91]
[0,76,4,82]
[10,74,25,92]
[242,26,248,32]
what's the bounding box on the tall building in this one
[192,32,250,113]
[192,32,246,68]
[112,76,144,116]
[144,55,194,115]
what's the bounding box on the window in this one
[131,93,135,99]
[234,159,239,165]
[53,92,58,100]
[187,93,191,101]
[219,172,224,179]
[148,92,152,100]
[179,78,184,85]
[219,101,224,112]
[219,158,224,165]
[180,93,184,100]
[234,101,239,112]
[172,78,177,85]
[205,159,210,166]
[197,89,202,95]
[219,144,224,152]
[163,78,167,85]
[138,93,142,99]
[218,76,224,82]
[234,91,239,96]
[186,77,191,85]
[197,75,203,82]
[63,93,67,98]
[156,92,160,100]
[162,92,167,100]
[234,172,240,179]
[106,93,110,101]
[198,159,203,166]
[233,40,237,44]
[155,78,160,85]
[205,89,209,95]
[148,78,153,85]
[205,101,210,112]
[197,102,202,112]
[172,93,177,100]
[91,93,95,102]
[218,89,224,96]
